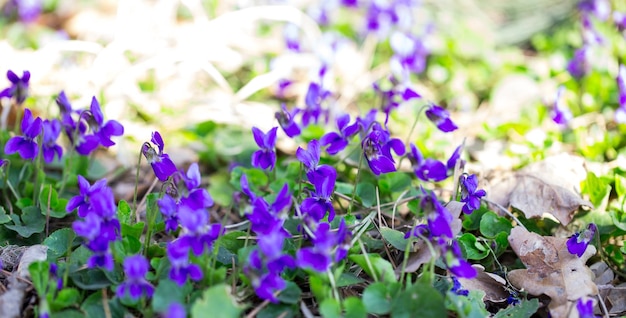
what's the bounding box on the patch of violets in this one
[409,144,462,183]
[4,108,42,160]
[68,178,121,271]
[459,174,486,214]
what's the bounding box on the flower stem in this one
[347,151,364,215]
[326,268,340,301]
[133,146,144,224]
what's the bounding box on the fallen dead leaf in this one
[485,153,592,225]
[507,226,598,318]
[606,283,626,315]
[458,264,509,302]
[16,245,48,279]
[590,262,626,315]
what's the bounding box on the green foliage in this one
[191,284,245,318]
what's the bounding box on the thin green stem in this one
[403,105,429,147]
[357,238,378,282]
[33,135,44,205]
[327,268,340,301]
[133,145,145,224]
[347,151,364,214]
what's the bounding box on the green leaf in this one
[462,207,487,231]
[43,228,75,260]
[70,268,113,290]
[320,298,341,318]
[121,222,145,239]
[379,227,410,251]
[191,284,245,318]
[218,231,247,253]
[494,298,539,318]
[39,185,66,218]
[301,124,326,141]
[208,172,234,206]
[0,207,11,224]
[378,172,411,194]
[349,254,396,282]
[356,182,376,207]
[116,200,132,225]
[50,310,84,318]
[335,182,354,196]
[50,288,80,311]
[80,291,127,318]
[582,172,611,209]
[457,233,489,260]
[152,280,192,312]
[335,272,365,287]
[446,290,489,318]
[391,282,446,318]
[29,261,49,296]
[277,281,301,305]
[257,304,296,318]
[362,282,393,315]
[615,174,626,199]
[479,211,513,238]
[5,206,45,237]
[343,296,367,318]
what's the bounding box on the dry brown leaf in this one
[458,265,509,302]
[486,153,592,225]
[606,283,626,315]
[507,226,598,318]
[590,262,626,315]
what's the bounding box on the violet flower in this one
[179,163,213,210]
[158,194,180,233]
[167,239,203,286]
[450,277,469,296]
[251,126,278,171]
[72,183,120,271]
[164,303,186,318]
[567,223,597,257]
[4,108,42,160]
[283,23,301,52]
[3,0,42,23]
[567,47,591,80]
[0,70,30,104]
[409,144,447,182]
[425,104,458,133]
[300,168,336,222]
[176,205,223,256]
[320,114,359,155]
[390,31,430,78]
[459,174,486,214]
[421,190,454,239]
[88,97,124,148]
[297,219,351,272]
[66,175,108,217]
[361,122,405,175]
[551,86,573,126]
[373,78,421,125]
[296,139,335,183]
[41,119,63,163]
[116,255,154,301]
[275,104,301,138]
[614,12,626,32]
[615,65,626,124]
[579,0,610,21]
[142,131,177,181]
[444,241,477,279]
[576,298,595,318]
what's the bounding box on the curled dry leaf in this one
[591,262,626,315]
[457,265,509,302]
[485,153,592,225]
[16,245,48,279]
[507,226,598,318]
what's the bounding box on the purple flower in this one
[301,74,331,126]
[450,277,469,296]
[297,219,351,272]
[143,131,177,181]
[3,0,42,23]
[576,298,596,318]
[373,78,421,124]
[158,194,180,233]
[616,65,626,124]
[409,144,447,182]
[116,255,154,301]
[444,241,477,279]
[41,119,63,163]
[579,0,610,21]
[390,31,430,77]
[88,97,124,148]
[283,23,301,52]
[296,139,335,183]
[275,104,301,138]
[164,303,186,318]
[320,114,359,155]
[567,47,591,80]
[177,206,223,256]
[179,163,213,210]
[0,70,30,104]
[425,104,458,133]
[66,176,108,217]
[300,168,336,222]
[71,181,120,271]
[567,223,597,257]
[251,127,278,171]
[459,174,486,214]
[614,12,626,32]
[551,86,573,126]
[163,303,186,318]
[167,239,203,286]
[361,122,405,175]
[4,108,42,160]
